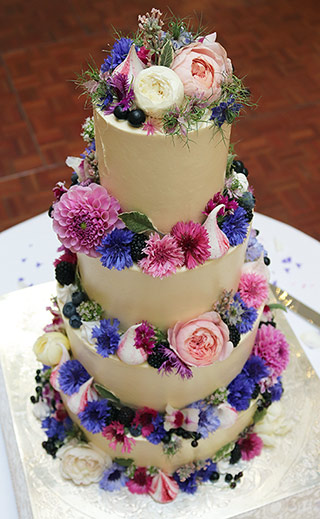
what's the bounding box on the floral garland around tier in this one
[76,8,254,138]
[31,303,290,503]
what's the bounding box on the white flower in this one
[32,400,51,420]
[57,283,78,304]
[33,332,71,366]
[227,172,249,197]
[254,401,292,447]
[58,441,111,485]
[134,66,184,118]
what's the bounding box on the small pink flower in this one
[164,404,199,432]
[126,467,153,495]
[171,221,210,269]
[204,193,238,216]
[102,421,136,453]
[132,407,157,437]
[171,34,232,100]
[238,272,269,309]
[253,324,289,377]
[138,233,184,278]
[52,184,123,257]
[238,432,263,461]
[168,311,233,367]
[137,46,150,64]
[134,321,156,355]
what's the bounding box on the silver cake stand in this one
[1,282,320,519]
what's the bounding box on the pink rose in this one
[171,33,232,100]
[168,311,233,367]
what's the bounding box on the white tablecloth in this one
[1,211,320,518]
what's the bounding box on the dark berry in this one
[63,302,77,318]
[48,205,54,218]
[35,375,41,383]
[36,369,41,375]
[209,471,220,482]
[30,395,37,404]
[147,346,166,369]
[245,209,254,222]
[191,440,198,448]
[42,441,48,450]
[228,324,241,347]
[262,390,272,403]
[36,386,42,394]
[230,481,237,489]
[194,432,202,440]
[234,472,243,481]
[182,430,191,439]
[251,384,260,399]
[264,256,271,266]
[129,424,142,437]
[162,433,171,444]
[230,443,242,464]
[130,234,148,262]
[128,109,146,128]
[108,405,119,423]
[113,105,129,120]
[225,473,233,483]
[232,160,244,173]
[69,313,82,329]
[175,427,184,436]
[72,291,88,306]
[242,167,249,177]
[118,406,135,427]
[55,261,76,286]
[71,172,78,185]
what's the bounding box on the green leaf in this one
[253,407,267,424]
[159,40,174,67]
[94,383,121,405]
[268,303,288,312]
[212,441,235,462]
[114,457,134,467]
[119,211,159,234]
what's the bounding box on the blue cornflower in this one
[97,90,114,110]
[92,318,121,358]
[100,38,134,73]
[99,462,128,491]
[236,301,258,334]
[245,234,266,262]
[243,356,270,384]
[173,471,198,494]
[269,378,283,402]
[227,372,255,411]
[41,416,72,441]
[78,400,111,434]
[97,228,134,271]
[210,96,242,127]
[58,360,90,396]
[197,406,220,439]
[221,206,249,246]
[196,459,217,482]
[146,414,166,445]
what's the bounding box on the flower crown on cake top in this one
[77,8,253,136]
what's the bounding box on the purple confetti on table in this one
[282,257,292,264]
[296,263,302,268]
[21,258,26,262]
[284,268,290,273]
[18,277,24,282]
[36,262,42,268]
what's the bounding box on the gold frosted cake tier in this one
[61,307,262,412]
[77,235,248,331]
[94,109,231,234]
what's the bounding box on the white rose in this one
[254,401,292,447]
[33,332,71,366]
[134,66,184,118]
[58,442,111,485]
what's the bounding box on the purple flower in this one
[227,372,255,411]
[92,318,121,358]
[109,73,135,110]
[221,206,249,247]
[146,414,166,445]
[58,360,90,396]
[100,38,134,73]
[99,462,128,491]
[173,471,198,494]
[269,378,283,401]
[41,416,72,441]
[245,232,266,262]
[188,400,220,438]
[78,400,111,434]
[158,345,193,380]
[233,294,258,333]
[243,356,269,384]
[97,228,134,271]
[210,96,242,127]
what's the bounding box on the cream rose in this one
[134,66,184,118]
[33,332,71,366]
[171,33,232,100]
[168,311,233,367]
[254,401,292,447]
[58,442,111,485]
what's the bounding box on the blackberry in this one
[55,261,76,286]
[230,443,242,464]
[118,406,135,427]
[130,234,148,262]
[147,346,166,369]
[108,404,119,423]
[245,209,254,222]
[228,325,241,348]
[72,291,88,307]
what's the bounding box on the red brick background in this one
[1,0,319,239]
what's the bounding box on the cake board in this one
[1,282,320,519]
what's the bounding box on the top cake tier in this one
[94,109,231,233]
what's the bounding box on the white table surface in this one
[1,211,320,518]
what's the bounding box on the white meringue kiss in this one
[134,66,184,118]
[67,377,99,414]
[116,324,148,365]
[149,471,179,503]
[217,402,238,429]
[113,44,145,83]
[203,204,230,259]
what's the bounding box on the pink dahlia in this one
[102,420,135,453]
[171,221,210,269]
[138,233,184,278]
[126,467,153,495]
[238,432,263,461]
[253,324,290,377]
[52,184,123,257]
[238,272,269,309]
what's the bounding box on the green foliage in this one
[114,457,134,467]
[268,303,288,312]
[253,407,267,424]
[159,40,174,67]
[213,441,235,462]
[119,211,159,234]
[94,383,121,406]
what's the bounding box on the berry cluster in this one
[114,106,146,128]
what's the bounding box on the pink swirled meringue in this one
[217,402,238,429]
[149,471,179,503]
[113,44,145,83]
[50,345,70,391]
[203,204,230,259]
[66,377,99,414]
